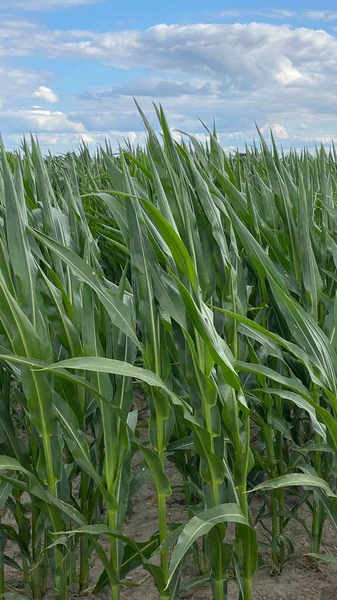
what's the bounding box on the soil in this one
[2,466,337,599]
[2,400,337,599]
[120,468,337,600]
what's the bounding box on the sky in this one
[2,0,337,153]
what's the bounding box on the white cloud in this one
[32,86,59,103]
[2,130,146,156]
[61,20,337,148]
[57,23,336,93]
[1,18,337,150]
[219,9,337,21]
[1,21,336,92]
[262,123,289,139]
[0,64,48,107]
[0,109,84,134]
[275,57,308,86]
[272,9,297,18]
[220,9,297,19]
[0,19,59,58]
[79,77,220,99]
[304,11,337,21]
[1,0,103,10]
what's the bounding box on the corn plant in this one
[0,112,337,600]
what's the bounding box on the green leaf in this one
[30,228,140,348]
[252,473,336,497]
[307,553,337,565]
[0,456,85,524]
[167,504,248,586]
[38,356,190,414]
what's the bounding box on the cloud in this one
[32,86,59,103]
[0,19,58,58]
[79,77,220,99]
[2,130,147,156]
[1,0,103,10]
[0,64,49,108]
[219,9,337,21]
[0,109,84,134]
[262,123,289,139]
[220,9,297,19]
[303,11,337,22]
[271,9,297,18]
[58,21,337,149]
[274,57,308,86]
[58,23,335,93]
[1,21,336,92]
[2,18,337,150]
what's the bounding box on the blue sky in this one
[2,0,337,152]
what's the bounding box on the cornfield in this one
[1,106,337,600]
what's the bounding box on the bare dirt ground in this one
[120,468,337,600]
[2,467,337,599]
[2,399,337,600]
